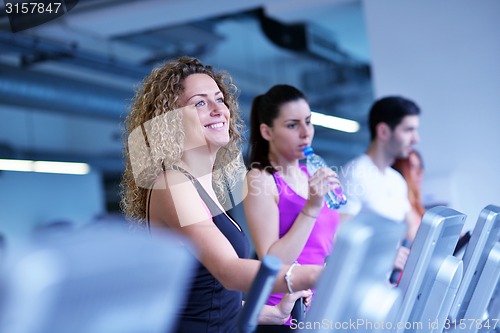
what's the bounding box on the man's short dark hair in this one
[368,96,421,141]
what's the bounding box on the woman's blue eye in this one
[195,100,206,107]
[217,97,225,103]
[287,124,296,129]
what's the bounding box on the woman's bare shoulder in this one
[246,167,274,183]
[149,170,210,228]
[245,168,278,200]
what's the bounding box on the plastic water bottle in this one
[302,146,347,210]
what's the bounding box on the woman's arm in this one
[149,170,322,293]
[258,289,312,324]
[243,168,338,264]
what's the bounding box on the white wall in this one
[0,170,105,243]
[0,105,123,155]
[363,0,500,230]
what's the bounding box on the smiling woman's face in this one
[180,73,231,150]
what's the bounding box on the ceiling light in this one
[311,111,360,133]
[0,159,90,175]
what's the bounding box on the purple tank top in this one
[267,164,339,311]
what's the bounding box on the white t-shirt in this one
[338,154,410,223]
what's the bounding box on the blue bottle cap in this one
[302,146,314,155]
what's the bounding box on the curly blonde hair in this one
[120,56,245,224]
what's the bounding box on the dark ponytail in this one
[247,94,274,172]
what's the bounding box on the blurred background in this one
[0,0,499,244]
